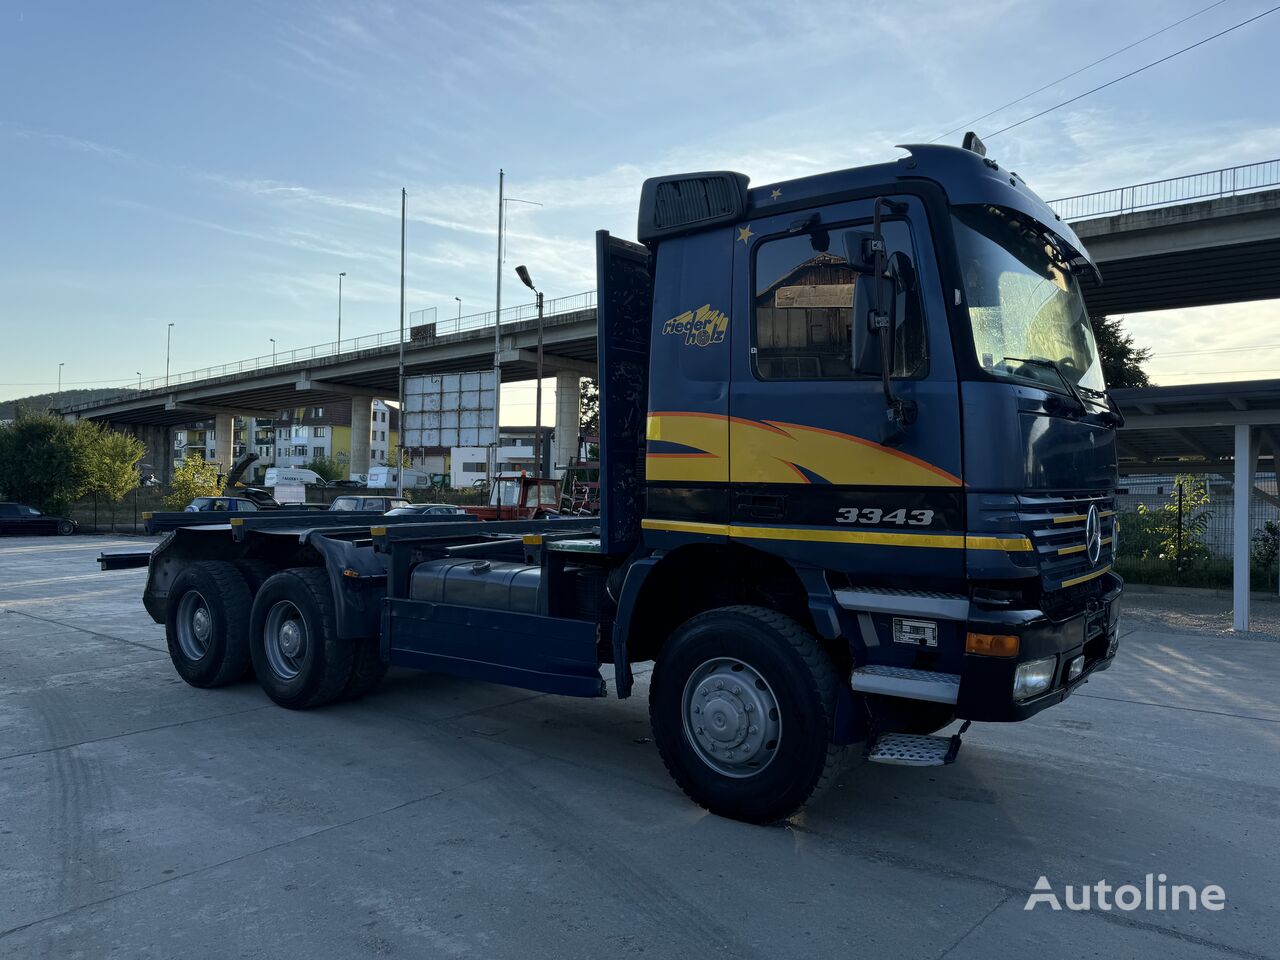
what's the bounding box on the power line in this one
[930,0,1233,143]
[987,3,1280,138]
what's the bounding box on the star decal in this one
[737,225,753,243]
[770,188,782,200]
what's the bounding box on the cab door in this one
[728,192,965,584]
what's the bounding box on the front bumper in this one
[954,573,1123,722]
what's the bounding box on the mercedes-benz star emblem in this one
[1085,504,1103,566]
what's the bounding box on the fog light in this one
[1068,654,1085,682]
[1013,656,1056,701]
[893,617,937,647]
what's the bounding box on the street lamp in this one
[270,338,277,363]
[165,322,175,387]
[337,272,346,354]
[515,264,546,476]
[136,371,142,390]
[454,296,462,323]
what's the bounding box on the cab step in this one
[851,664,960,704]
[866,731,962,767]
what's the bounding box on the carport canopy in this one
[1112,378,1280,631]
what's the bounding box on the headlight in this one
[1013,656,1057,701]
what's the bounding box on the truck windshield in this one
[953,204,1106,397]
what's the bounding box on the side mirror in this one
[851,271,894,376]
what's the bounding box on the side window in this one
[752,219,926,380]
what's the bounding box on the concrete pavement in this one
[0,536,1276,959]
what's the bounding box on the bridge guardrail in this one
[1049,158,1280,221]
[85,289,598,407]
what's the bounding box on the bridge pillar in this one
[554,372,580,476]
[213,414,234,476]
[350,397,372,480]
[120,422,173,487]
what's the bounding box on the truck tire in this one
[231,560,278,680]
[233,559,278,596]
[342,637,388,700]
[649,605,843,824]
[165,561,253,688]
[249,567,355,710]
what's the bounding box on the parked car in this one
[329,495,410,512]
[0,502,76,536]
[327,479,365,489]
[385,503,469,517]
[184,497,261,513]
[230,486,283,509]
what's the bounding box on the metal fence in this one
[84,290,597,406]
[1048,158,1280,221]
[1114,473,1280,591]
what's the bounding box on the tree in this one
[579,377,599,437]
[0,412,96,514]
[82,423,146,503]
[303,454,345,483]
[165,454,221,509]
[1090,315,1152,388]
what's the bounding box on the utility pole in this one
[397,189,406,500]
[515,265,546,475]
[165,323,175,387]
[57,362,64,406]
[492,169,504,488]
[337,272,346,354]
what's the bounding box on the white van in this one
[366,467,431,489]
[264,467,325,487]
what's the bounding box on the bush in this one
[165,454,221,510]
[0,412,144,515]
[303,455,346,484]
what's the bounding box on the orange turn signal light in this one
[966,632,1020,657]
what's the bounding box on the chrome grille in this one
[1017,493,1115,589]
[976,492,1116,591]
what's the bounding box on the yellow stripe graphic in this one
[641,519,1031,552]
[645,412,961,487]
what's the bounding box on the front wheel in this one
[56,520,75,536]
[649,605,843,824]
[249,568,355,710]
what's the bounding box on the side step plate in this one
[867,732,962,767]
[851,664,960,704]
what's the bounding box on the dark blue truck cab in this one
[144,137,1121,824]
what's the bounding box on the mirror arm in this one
[870,198,915,445]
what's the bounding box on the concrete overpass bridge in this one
[1050,158,1280,314]
[62,158,1280,481]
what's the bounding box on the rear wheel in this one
[250,567,355,710]
[649,605,843,824]
[165,561,253,688]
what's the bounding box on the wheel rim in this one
[175,590,212,661]
[681,657,782,779]
[263,600,308,681]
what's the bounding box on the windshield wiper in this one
[1003,356,1088,415]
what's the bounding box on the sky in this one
[2,0,1279,417]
